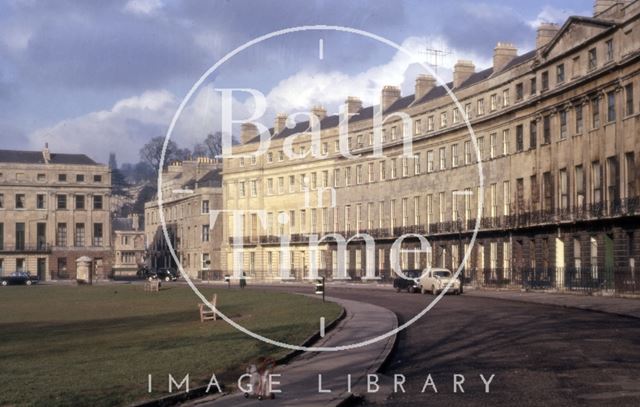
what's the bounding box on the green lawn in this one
[0,284,341,406]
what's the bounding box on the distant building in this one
[112,214,146,277]
[0,144,112,280]
[144,158,223,279]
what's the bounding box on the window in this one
[15,194,25,209]
[626,152,636,198]
[75,195,85,210]
[556,64,565,83]
[576,104,584,133]
[515,83,524,101]
[530,77,537,95]
[93,195,103,210]
[543,172,554,211]
[202,253,211,270]
[453,108,460,124]
[464,141,472,165]
[503,181,510,216]
[559,169,568,210]
[401,158,408,177]
[592,97,601,128]
[560,110,568,140]
[279,150,284,161]
[490,183,497,217]
[489,133,497,159]
[529,121,537,149]
[531,174,539,206]
[515,125,524,152]
[36,194,45,209]
[477,98,485,115]
[201,200,209,214]
[93,223,103,246]
[0,223,3,250]
[345,167,352,185]
[502,89,510,107]
[607,91,616,122]
[267,152,273,163]
[239,157,245,167]
[278,177,284,194]
[625,83,634,116]
[390,159,397,179]
[440,112,448,128]
[541,71,549,91]
[251,180,257,196]
[56,223,67,246]
[464,103,471,120]
[572,55,581,78]
[75,223,85,247]
[439,147,446,170]
[592,161,602,204]
[490,94,497,111]
[239,181,246,197]
[451,144,459,167]
[502,129,510,156]
[606,39,614,62]
[333,169,340,187]
[322,170,329,187]
[202,225,210,242]
[76,174,84,182]
[356,165,363,184]
[58,174,67,182]
[57,194,67,210]
[427,116,434,132]
[251,155,257,165]
[543,115,551,144]
[575,165,585,208]
[93,175,102,183]
[588,48,597,70]
[321,143,328,155]
[414,153,422,175]
[311,172,317,189]
[37,173,45,182]
[414,119,422,135]
[477,136,485,160]
[379,161,386,180]
[391,126,397,140]
[267,178,273,194]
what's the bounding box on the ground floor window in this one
[16,258,25,273]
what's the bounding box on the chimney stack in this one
[240,123,258,144]
[536,23,560,49]
[415,74,436,101]
[131,214,140,231]
[344,96,363,115]
[493,43,518,72]
[594,0,619,16]
[380,86,401,112]
[42,142,51,164]
[274,113,288,134]
[311,105,327,122]
[453,60,475,88]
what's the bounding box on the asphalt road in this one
[251,285,640,407]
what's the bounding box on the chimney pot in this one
[344,96,363,115]
[415,74,436,101]
[493,43,518,72]
[240,123,258,144]
[380,86,401,112]
[536,23,560,49]
[453,60,476,88]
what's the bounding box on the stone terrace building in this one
[222,0,640,294]
[0,145,112,280]
[145,158,223,279]
[112,214,146,278]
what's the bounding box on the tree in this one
[111,167,130,197]
[108,152,118,170]
[139,137,188,173]
[203,132,223,158]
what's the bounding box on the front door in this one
[37,258,46,281]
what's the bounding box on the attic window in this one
[93,175,102,183]
[58,174,67,182]
[541,71,549,91]
[606,39,614,62]
[588,48,598,71]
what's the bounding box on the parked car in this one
[419,268,461,295]
[155,267,179,282]
[136,266,156,281]
[393,269,422,293]
[1,271,39,286]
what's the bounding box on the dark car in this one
[155,268,179,282]
[392,269,422,293]
[1,271,39,286]
[137,266,157,281]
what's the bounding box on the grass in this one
[0,284,341,406]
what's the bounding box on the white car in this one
[419,268,461,295]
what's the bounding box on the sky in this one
[0,0,593,165]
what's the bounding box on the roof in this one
[243,48,540,145]
[542,16,616,57]
[112,217,134,231]
[183,169,222,189]
[0,149,99,165]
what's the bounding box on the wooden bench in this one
[199,294,218,322]
[144,280,160,292]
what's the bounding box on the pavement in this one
[190,296,397,407]
[464,289,640,319]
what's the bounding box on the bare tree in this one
[203,132,223,158]
[139,136,189,173]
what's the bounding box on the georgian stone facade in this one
[221,1,640,292]
[0,145,112,280]
[144,158,223,279]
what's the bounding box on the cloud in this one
[527,5,586,28]
[123,0,163,16]
[263,36,490,115]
